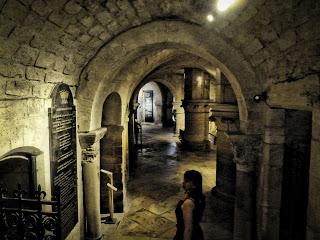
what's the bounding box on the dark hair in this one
[184,170,206,220]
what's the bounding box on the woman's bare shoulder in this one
[182,198,195,210]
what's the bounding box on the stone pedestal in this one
[229,134,261,240]
[79,128,107,240]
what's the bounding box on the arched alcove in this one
[0,146,44,197]
[100,92,124,213]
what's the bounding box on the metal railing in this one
[0,184,61,240]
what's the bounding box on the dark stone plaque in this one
[49,83,78,239]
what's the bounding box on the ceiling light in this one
[217,0,236,11]
[207,14,215,22]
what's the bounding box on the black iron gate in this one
[0,184,61,240]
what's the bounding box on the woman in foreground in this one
[174,170,206,240]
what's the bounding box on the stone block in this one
[307,176,320,232]
[35,51,56,69]
[242,38,263,56]
[312,109,320,141]
[26,66,46,81]
[276,29,296,51]
[32,0,53,17]
[64,0,82,15]
[263,143,284,167]
[269,75,320,109]
[48,10,70,28]
[79,15,94,28]
[32,82,55,98]
[87,38,103,49]
[98,31,111,41]
[9,26,34,44]
[265,108,285,127]
[264,127,285,144]
[2,0,28,23]
[46,70,74,85]
[0,14,15,37]
[63,61,76,75]
[236,5,258,25]
[14,45,39,65]
[5,80,32,97]
[259,25,278,43]
[297,16,320,41]
[96,11,113,26]
[250,48,270,67]
[88,25,105,37]
[53,56,65,72]
[0,39,19,58]
[309,140,320,179]
[77,33,91,43]
[65,24,81,36]
[259,207,280,239]
[0,63,25,79]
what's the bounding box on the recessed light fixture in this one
[207,14,215,22]
[217,0,236,11]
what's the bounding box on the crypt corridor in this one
[0,0,319,240]
[102,123,232,240]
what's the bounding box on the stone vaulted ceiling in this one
[0,0,319,101]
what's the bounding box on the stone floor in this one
[102,123,233,240]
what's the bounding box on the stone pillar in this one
[79,128,107,240]
[182,68,212,149]
[257,108,285,240]
[172,100,184,136]
[230,134,262,240]
[210,103,239,201]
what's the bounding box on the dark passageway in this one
[102,123,233,239]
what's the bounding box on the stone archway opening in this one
[100,92,124,213]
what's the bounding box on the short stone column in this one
[230,134,262,240]
[172,100,184,135]
[182,68,212,149]
[79,128,107,240]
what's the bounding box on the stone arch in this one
[136,81,163,124]
[100,92,124,213]
[77,20,258,133]
[0,146,44,197]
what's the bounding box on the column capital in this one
[182,99,213,112]
[78,128,107,163]
[210,103,239,119]
[228,134,262,172]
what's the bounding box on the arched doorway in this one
[100,92,124,213]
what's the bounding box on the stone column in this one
[182,68,212,149]
[229,134,262,240]
[79,128,107,240]
[210,103,239,201]
[172,100,184,136]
